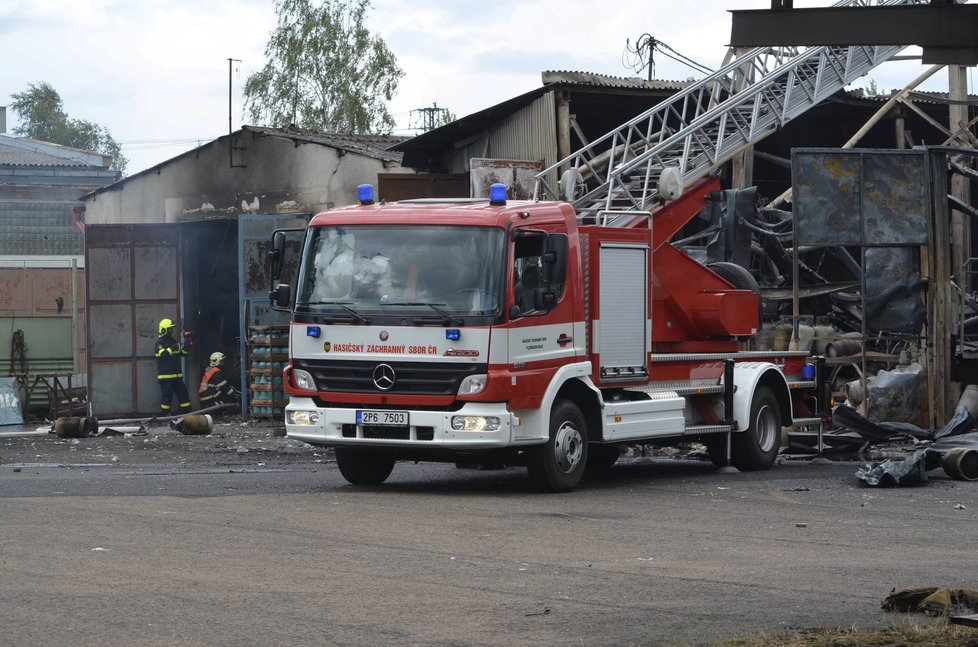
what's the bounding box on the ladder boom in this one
[534,0,925,221]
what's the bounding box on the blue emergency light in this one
[489,183,507,205]
[802,362,816,380]
[306,325,322,338]
[358,183,375,205]
[446,328,461,341]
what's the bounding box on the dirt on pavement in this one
[0,416,321,468]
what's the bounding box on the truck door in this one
[507,229,578,407]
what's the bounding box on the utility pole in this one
[411,103,451,132]
[949,65,971,291]
[625,33,656,81]
[228,58,242,136]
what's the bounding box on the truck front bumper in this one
[285,397,522,449]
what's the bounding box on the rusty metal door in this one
[86,225,180,416]
[470,159,542,200]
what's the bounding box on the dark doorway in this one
[181,219,241,399]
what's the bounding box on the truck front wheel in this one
[527,400,588,492]
[335,447,396,485]
[731,386,781,471]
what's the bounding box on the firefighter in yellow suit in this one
[156,318,191,413]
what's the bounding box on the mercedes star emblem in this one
[372,363,396,391]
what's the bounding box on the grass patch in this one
[712,617,978,646]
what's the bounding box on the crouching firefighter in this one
[156,318,191,413]
[199,352,238,406]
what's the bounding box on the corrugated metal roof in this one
[243,126,408,164]
[0,134,110,168]
[542,70,691,91]
[392,71,688,161]
[0,202,84,255]
[0,145,86,167]
[858,89,978,106]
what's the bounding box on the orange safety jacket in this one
[198,366,222,395]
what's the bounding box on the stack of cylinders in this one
[812,323,836,355]
[789,323,815,352]
[773,322,793,351]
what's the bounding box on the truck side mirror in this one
[270,283,291,309]
[543,233,568,284]
[270,230,286,280]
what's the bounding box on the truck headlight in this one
[457,374,487,396]
[293,369,315,390]
[451,416,500,432]
[288,410,319,426]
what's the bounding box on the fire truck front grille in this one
[296,359,486,396]
[341,424,435,441]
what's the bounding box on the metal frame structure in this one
[534,0,925,221]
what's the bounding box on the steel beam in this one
[730,5,978,63]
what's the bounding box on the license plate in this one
[356,410,409,427]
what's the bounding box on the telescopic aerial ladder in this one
[533,0,926,221]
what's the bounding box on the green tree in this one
[434,108,456,129]
[9,82,128,174]
[244,0,404,134]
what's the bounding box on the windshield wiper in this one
[386,301,464,326]
[295,301,371,324]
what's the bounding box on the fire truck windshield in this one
[295,225,504,320]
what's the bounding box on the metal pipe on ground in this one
[942,447,978,481]
[96,402,238,427]
[98,426,145,435]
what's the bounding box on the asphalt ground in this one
[1,419,976,646]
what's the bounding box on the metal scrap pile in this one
[691,187,924,353]
[830,403,978,486]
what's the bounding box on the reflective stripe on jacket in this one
[156,334,187,379]
[199,366,221,394]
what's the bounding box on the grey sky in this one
[1,0,960,175]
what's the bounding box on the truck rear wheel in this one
[731,386,781,471]
[527,400,588,492]
[335,447,396,485]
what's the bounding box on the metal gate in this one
[86,225,180,416]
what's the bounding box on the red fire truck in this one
[269,179,827,491]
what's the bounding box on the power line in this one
[656,40,713,76]
[623,33,656,81]
[623,33,713,80]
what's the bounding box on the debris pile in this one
[882,587,978,617]
[824,403,978,486]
